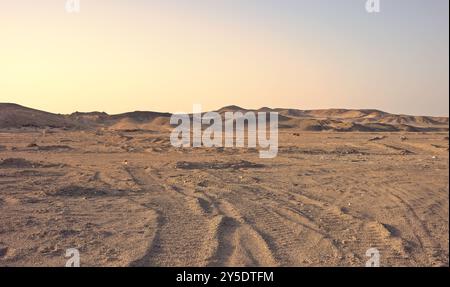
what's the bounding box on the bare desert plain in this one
[0,103,448,267]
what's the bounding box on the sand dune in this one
[1,103,448,132]
[0,103,78,129]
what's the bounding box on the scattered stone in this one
[368,136,386,142]
[0,158,57,168]
[176,160,264,170]
[0,247,8,258]
[47,185,128,197]
[197,180,208,188]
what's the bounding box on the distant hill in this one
[67,110,172,130]
[0,103,448,132]
[0,103,78,129]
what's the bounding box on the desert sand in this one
[0,103,448,266]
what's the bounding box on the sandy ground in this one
[0,130,448,267]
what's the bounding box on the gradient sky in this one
[0,0,448,116]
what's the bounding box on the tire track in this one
[124,166,216,266]
[388,187,447,266]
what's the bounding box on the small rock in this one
[38,245,52,254]
[197,180,208,187]
[0,247,8,258]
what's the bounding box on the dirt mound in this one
[0,103,78,129]
[176,160,265,170]
[108,116,171,131]
[26,145,73,152]
[47,185,129,197]
[0,158,57,168]
[110,111,171,123]
[216,105,247,114]
[68,111,109,125]
[379,115,449,126]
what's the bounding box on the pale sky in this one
[0,0,448,116]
